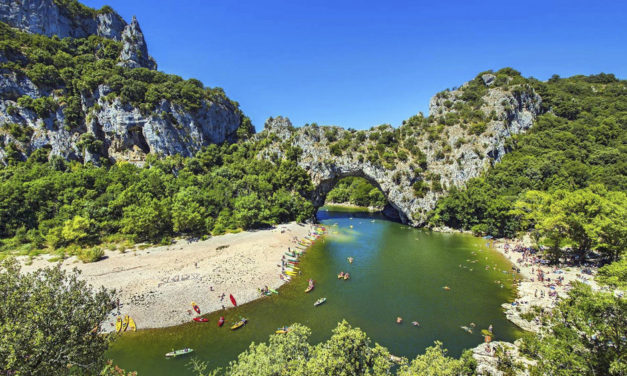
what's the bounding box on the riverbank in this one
[20,222,316,332]
[469,235,601,375]
[322,202,383,212]
[489,236,599,332]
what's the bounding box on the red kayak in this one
[218,316,225,327]
[230,294,237,307]
[193,317,208,322]
[191,301,201,314]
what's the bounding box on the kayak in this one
[230,294,237,307]
[218,316,225,327]
[191,301,201,314]
[165,348,193,358]
[276,326,290,334]
[115,317,122,333]
[128,316,136,332]
[231,318,247,330]
[193,317,209,322]
[343,274,350,280]
[305,285,314,293]
[337,273,344,279]
[314,297,327,307]
[122,315,129,332]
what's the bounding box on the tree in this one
[397,341,476,376]
[596,258,627,290]
[521,283,626,376]
[223,321,393,376]
[0,259,115,375]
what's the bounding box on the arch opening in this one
[311,173,402,222]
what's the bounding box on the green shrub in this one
[77,247,104,263]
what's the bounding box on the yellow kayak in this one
[128,316,136,332]
[231,318,247,330]
[122,315,130,332]
[115,317,122,333]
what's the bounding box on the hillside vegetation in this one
[429,73,626,245]
[0,142,314,258]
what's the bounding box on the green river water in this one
[108,206,522,374]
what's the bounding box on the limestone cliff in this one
[0,0,156,69]
[257,71,543,226]
[0,1,244,165]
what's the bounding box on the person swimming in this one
[396,317,403,324]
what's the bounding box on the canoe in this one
[165,348,193,358]
[218,316,225,327]
[128,316,136,332]
[193,317,208,322]
[191,301,201,314]
[230,294,237,307]
[314,298,327,307]
[122,315,129,332]
[305,285,314,293]
[115,317,122,333]
[231,318,247,330]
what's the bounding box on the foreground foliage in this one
[0,258,115,375]
[192,321,475,376]
[521,283,626,376]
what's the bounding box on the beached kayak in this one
[122,315,129,332]
[128,316,136,332]
[230,294,237,307]
[193,317,208,322]
[115,317,122,333]
[165,348,193,358]
[314,297,327,307]
[191,302,201,314]
[218,316,225,327]
[231,318,247,330]
[269,288,278,294]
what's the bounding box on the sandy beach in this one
[489,236,599,332]
[471,235,601,375]
[20,222,316,332]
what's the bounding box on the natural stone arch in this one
[308,167,404,221]
[257,79,542,226]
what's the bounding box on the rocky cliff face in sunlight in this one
[0,0,243,165]
[0,0,156,69]
[257,73,543,226]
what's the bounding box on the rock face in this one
[0,75,242,163]
[258,78,543,226]
[0,0,242,165]
[0,0,156,69]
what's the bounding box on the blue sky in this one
[83,0,626,131]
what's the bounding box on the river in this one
[108,206,521,374]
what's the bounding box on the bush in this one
[77,247,104,263]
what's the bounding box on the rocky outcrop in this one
[118,16,156,70]
[0,73,241,164]
[0,0,156,69]
[258,78,543,226]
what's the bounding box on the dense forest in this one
[0,141,314,260]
